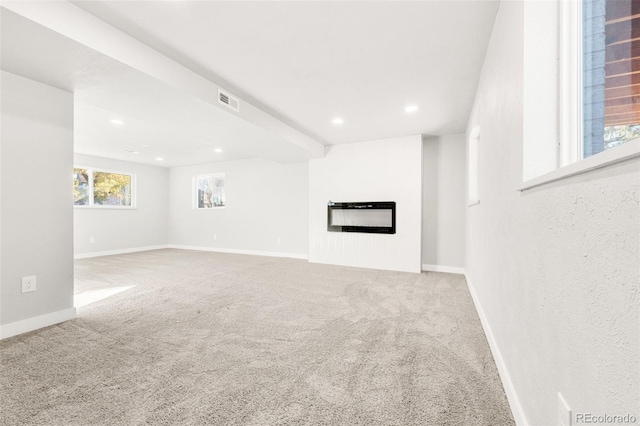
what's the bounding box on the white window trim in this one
[468,125,481,206]
[558,0,583,167]
[193,173,226,210]
[518,138,640,191]
[74,165,136,209]
[519,0,639,191]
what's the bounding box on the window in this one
[73,167,134,208]
[194,173,225,209]
[73,168,90,205]
[583,0,640,155]
[582,0,639,158]
[520,0,639,190]
[468,126,480,206]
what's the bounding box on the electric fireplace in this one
[327,201,396,234]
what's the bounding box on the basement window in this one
[194,173,225,209]
[520,0,640,190]
[582,0,639,158]
[73,167,134,208]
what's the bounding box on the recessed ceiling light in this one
[110,119,124,125]
[214,148,223,153]
[332,117,344,125]
[122,149,139,154]
[404,105,418,113]
[155,157,163,161]
[141,144,150,148]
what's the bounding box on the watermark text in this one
[575,413,637,424]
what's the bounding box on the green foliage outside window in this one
[73,168,89,205]
[73,167,133,207]
[93,172,131,206]
[604,124,640,150]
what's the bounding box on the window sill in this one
[74,206,136,210]
[518,138,640,191]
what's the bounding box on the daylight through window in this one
[73,167,133,207]
[195,173,225,209]
[583,0,639,157]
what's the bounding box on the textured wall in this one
[1,71,74,326]
[466,2,639,425]
[309,135,422,273]
[169,158,308,257]
[73,154,169,255]
[422,134,466,269]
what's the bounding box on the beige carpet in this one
[0,249,514,425]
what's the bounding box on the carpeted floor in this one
[0,249,514,425]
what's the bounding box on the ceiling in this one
[1,7,318,167]
[1,1,499,167]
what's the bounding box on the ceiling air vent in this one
[218,89,239,112]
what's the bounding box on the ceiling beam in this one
[1,0,326,160]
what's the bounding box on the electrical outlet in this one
[22,276,36,293]
[558,393,572,426]
[89,237,96,244]
[213,234,217,240]
[277,237,282,244]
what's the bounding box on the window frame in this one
[73,166,136,209]
[519,0,640,191]
[468,126,481,206]
[559,0,584,167]
[193,173,226,210]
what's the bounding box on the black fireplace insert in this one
[327,201,396,234]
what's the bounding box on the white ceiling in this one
[1,1,499,167]
[1,7,318,167]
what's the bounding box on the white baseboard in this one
[74,244,170,259]
[0,307,76,340]
[168,244,308,260]
[464,274,528,426]
[421,264,466,274]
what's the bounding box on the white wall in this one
[1,71,75,337]
[466,2,639,425]
[169,158,308,257]
[309,135,422,273]
[73,154,169,257]
[422,134,466,271]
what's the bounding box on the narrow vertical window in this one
[73,168,90,205]
[468,126,480,205]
